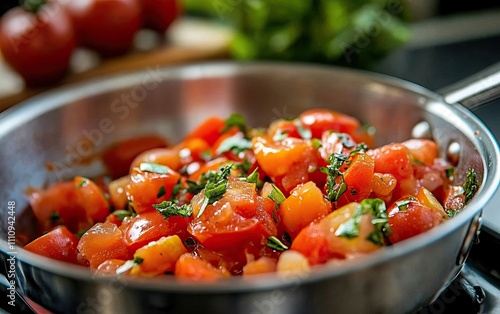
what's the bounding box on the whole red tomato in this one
[0,1,76,87]
[64,0,142,57]
[142,0,181,32]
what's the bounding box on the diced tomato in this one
[175,253,230,281]
[368,143,413,181]
[266,119,301,140]
[187,157,230,183]
[94,259,127,276]
[127,167,181,213]
[319,132,357,161]
[130,148,181,172]
[299,109,360,139]
[175,138,211,167]
[24,226,79,264]
[188,180,277,252]
[243,256,277,276]
[252,136,311,178]
[371,173,397,202]
[102,135,168,178]
[73,176,110,223]
[416,187,448,220]
[442,186,466,211]
[292,202,381,265]
[27,182,85,233]
[77,223,129,268]
[130,235,187,277]
[108,176,130,210]
[402,139,438,167]
[387,196,445,243]
[184,116,226,146]
[343,153,374,202]
[279,181,332,238]
[120,211,189,252]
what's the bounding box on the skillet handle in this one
[439,61,500,109]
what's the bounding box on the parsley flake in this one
[157,185,166,198]
[139,162,172,175]
[267,236,289,251]
[215,133,252,155]
[464,168,479,203]
[321,153,349,201]
[222,113,247,135]
[154,201,193,219]
[196,164,233,219]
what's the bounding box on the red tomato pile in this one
[24,109,478,280]
[0,0,181,86]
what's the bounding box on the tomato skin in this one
[120,211,189,252]
[65,0,142,56]
[24,226,80,264]
[299,109,360,139]
[0,3,76,86]
[102,135,168,179]
[279,181,332,238]
[126,166,181,213]
[77,223,130,268]
[387,196,445,243]
[368,143,413,181]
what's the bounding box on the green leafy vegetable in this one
[112,210,134,221]
[445,210,458,218]
[139,162,172,175]
[267,236,289,252]
[222,113,247,135]
[154,201,193,219]
[215,133,252,155]
[246,168,259,184]
[395,196,416,212]
[311,138,322,149]
[463,168,479,203]
[321,153,348,201]
[196,164,233,219]
[157,185,166,198]
[267,184,286,206]
[335,198,391,246]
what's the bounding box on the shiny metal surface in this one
[0,62,499,314]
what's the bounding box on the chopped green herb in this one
[133,256,144,265]
[196,164,233,219]
[273,129,290,142]
[339,134,356,148]
[463,168,479,203]
[139,162,171,175]
[350,189,357,196]
[267,184,286,206]
[335,199,391,246]
[49,211,60,223]
[157,185,166,198]
[445,209,458,218]
[267,236,289,251]
[200,150,213,162]
[349,143,368,157]
[445,167,455,179]
[170,179,182,201]
[246,168,259,184]
[321,153,349,201]
[311,138,322,150]
[222,113,247,135]
[234,158,252,174]
[215,133,252,155]
[154,201,193,219]
[112,210,134,221]
[76,178,88,188]
[395,197,416,212]
[294,119,312,140]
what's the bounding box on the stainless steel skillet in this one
[0,62,499,314]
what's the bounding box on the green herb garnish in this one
[445,167,455,179]
[311,138,322,149]
[49,211,60,223]
[294,119,312,140]
[215,133,252,155]
[157,185,166,198]
[445,210,458,218]
[246,168,259,184]
[273,129,290,142]
[395,196,416,212]
[267,236,289,252]
[321,153,349,201]
[112,210,134,221]
[267,184,286,206]
[222,113,247,135]
[196,164,233,219]
[139,162,172,175]
[463,168,479,203]
[335,198,391,246]
[154,201,193,219]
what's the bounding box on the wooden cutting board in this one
[0,18,232,112]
